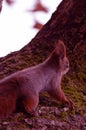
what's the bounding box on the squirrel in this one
[0,40,74,118]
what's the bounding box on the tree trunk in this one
[0,0,86,81]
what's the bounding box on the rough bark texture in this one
[0,0,86,130]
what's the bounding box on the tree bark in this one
[0,0,86,79]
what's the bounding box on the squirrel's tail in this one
[0,93,17,118]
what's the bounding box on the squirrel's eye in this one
[66,63,69,68]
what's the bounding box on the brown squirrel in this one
[0,40,74,118]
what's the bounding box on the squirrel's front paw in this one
[66,99,74,110]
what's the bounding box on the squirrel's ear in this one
[55,40,66,58]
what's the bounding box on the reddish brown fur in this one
[0,40,74,118]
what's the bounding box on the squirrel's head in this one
[54,40,69,74]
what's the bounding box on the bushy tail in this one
[0,94,17,118]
